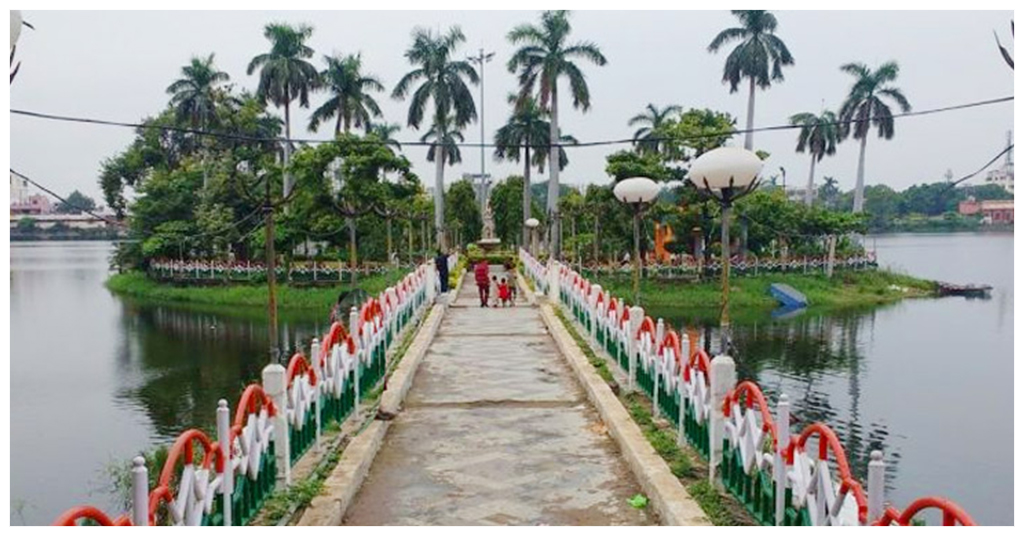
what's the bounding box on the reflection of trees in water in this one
[664,308,901,490]
[112,301,323,439]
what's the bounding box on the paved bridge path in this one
[342,269,655,525]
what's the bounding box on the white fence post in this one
[775,393,790,525]
[590,285,602,337]
[678,333,690,447]
[310,338,322,452]
[350,306,361,417]
[547,260,560,302]
[708,354,736,490]
[216,399,233,526]
[867,450,885,524]
[653,318,665,419]
[131,456,149,526]
[262,363,291,486]
[627,306,644,393]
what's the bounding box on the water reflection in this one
[654,308,901,491]
[112,299,325,440]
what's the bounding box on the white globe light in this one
[11,10,22,50]
[525,217,540,228]
[687,147,764,191]
[613,176,661,204]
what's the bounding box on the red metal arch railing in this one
[52,506,131,526]
[231,384,276,442]
[148,429,226,525]
[784,422,869,524]
[683,348,711,384]
[872,497,976,526]
[286,353,318,388]
[658,329,684,367]
[722,380,778,450]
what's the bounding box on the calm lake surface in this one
[9,234,1013,525]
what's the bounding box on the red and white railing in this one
[53,260,439,526]
[520,248,975,527]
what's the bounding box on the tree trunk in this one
[434,119,447,251]
[593,216,601,264]
[853,135,868,213]
[548,79,561,259]
[283,95,294,199]
[744,77,756,151]
[805,155,817,206]
[334,109,342,137]
[522,146,531,248]
[386,216,394,265]
[348,215,357,287]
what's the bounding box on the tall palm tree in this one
[629,103,682,155]
[365,121,402,152]
[507,10,607,258]
[166,53,230,130]
[392,26,479,250]
[247,23,320,197]
[837,61,911,213]
[707,10,794,151]
[790,110,840,206]
[494,95,549,246]
[309,53,385,136]
[421,114,464,167]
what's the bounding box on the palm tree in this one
[365,121,402,152]
[392,26,479,249]
[308,53,385,136]
[819,176,840,209]
[494,95,550,246]
[790,110,840,206]
[421,114,464,167]
[247,23,320,197]
[837,61,911,213]
[507,10,607,258]
[166,54,230,130]
[707,10,794,151]
[629,103,682,155]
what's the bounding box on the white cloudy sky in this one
[9,9,1015,206]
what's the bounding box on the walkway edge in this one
[297,296,449,526]
[538,302,711,527]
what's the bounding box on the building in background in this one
[983,130,1014,194]
[958,197,1014,224]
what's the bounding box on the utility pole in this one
[264,170,280,365]
[468,48,495,212]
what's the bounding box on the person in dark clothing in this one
[434,249,449,293]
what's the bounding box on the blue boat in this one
[769,283,808,308]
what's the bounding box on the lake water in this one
[9,234,1013,525]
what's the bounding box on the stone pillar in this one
[627,306,644,393]
[590,285,603,337]
[547,260,560,302]
[867,450,885,524]
[310,338,322,452]
[216,399,233,526]
[775,393,790,525]
[131,456,149,526]
[678,333,690,447]
[262,363,291,486]
[349,307,361,416]
[708,354,736,490]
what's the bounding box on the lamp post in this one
[613,177,661,305]
[687,147,763,354]
[525,217,540,257]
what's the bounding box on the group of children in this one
[473,261,517,307]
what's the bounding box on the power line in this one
[10,95,1013,150]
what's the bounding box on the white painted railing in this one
[515,249,975,527]
[54,261,437,526]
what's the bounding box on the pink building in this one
[958,197,1014,224]
[10,194,53,216]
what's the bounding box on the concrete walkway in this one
[342,269,655,525]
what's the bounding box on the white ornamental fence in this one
[518,248,975,527]
[54,260,441,526]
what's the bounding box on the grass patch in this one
[260,447,343,525]
[553,307,616,386]
[595,269,935,314]
[687,480,739,526]
[107,269,407,311]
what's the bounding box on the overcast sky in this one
[9,10,1015,207]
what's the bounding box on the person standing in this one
[434,249,449,294]
[474,261,490,307]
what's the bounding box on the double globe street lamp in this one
[687,146,763,353]
[613,177,661,304]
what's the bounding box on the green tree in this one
[817,176,841,209]
[629,103,682,155]
[308,53,384,135]
[445,179,482,246]
[392,26,478,250]
[166,53,230,132]
[55,190,97,214]
[707,10,794,151]
[247,22,320,196]
[604,150,676,182]
[790,110,840,206]
[364,121,402,151]
[658,108,737,161]
[494,94,574,247]
[421,113,464,166]
[838,61,911,213]
[489,175,544,246]
[507,9,607,258]
[16,217,37,233]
